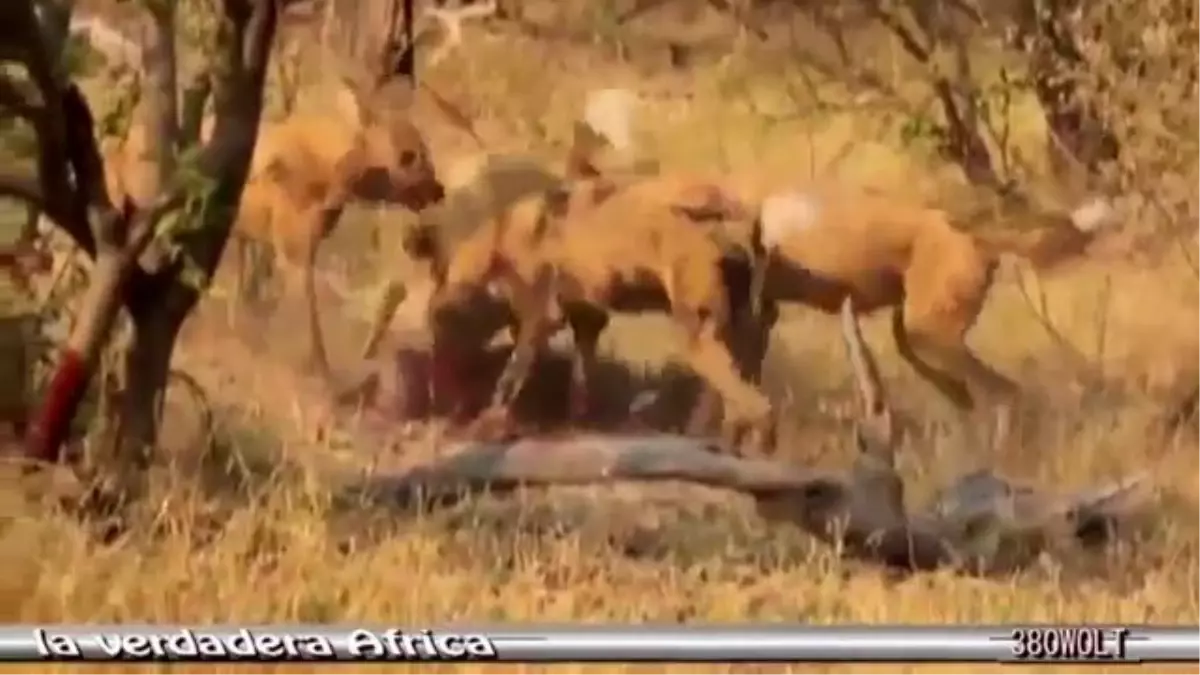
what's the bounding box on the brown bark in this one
[114,291,194,465]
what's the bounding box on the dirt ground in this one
[1,2,1198,673]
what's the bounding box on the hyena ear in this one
[583,88,638,153]
[758,191,821,250]
[568,88,641,178]
[1068,195,1118,233]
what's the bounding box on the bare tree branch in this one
[867,2,931,62]
[863,0,1001,189]
[421,0,498,69]
[166,0,280,282]
[0,76,40,121]
[138,1,181,196]
[0,169,46,213]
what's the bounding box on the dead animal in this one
[752,186,1120,436]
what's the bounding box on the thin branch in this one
[243,0,281,73]
[0,75,40,121]
[945,0,985,26]
[1012,266,1099,377]
[59,84,111,254]
[420,0,498,70]
[866,1,1002,189]
[867,2,931,63]
[129,191,192,255]
[160,0,279,286]
[8,0,84,251]
[139,1,181,190]
[0,169,46,212]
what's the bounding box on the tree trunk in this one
[115,282,196,467]
[25,251,130,464]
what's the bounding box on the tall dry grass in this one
[1,4,1197,673]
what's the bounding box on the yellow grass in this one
[1,13,1198,674]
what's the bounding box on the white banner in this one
[11,626,1198,663]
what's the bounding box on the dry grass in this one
[1,10,1198,673]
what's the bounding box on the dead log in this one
[348,431,1148,573]
[348,431,950,570]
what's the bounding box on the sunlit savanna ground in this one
[0,3,1197,672]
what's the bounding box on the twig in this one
[1012,265,1098,376]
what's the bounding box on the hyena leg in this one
[891,305,975,410]
[360,277,408,360]
[677,312,773,455]
[248,239,279,308]
[563,304,609,422]
[300,243,333,379]
[893,248,1016,408]
[229,236,274,327]
[485,267,562,415]
[464,313,549,440]
[490,317,545,411]
[893,286,1019,409]
[892,302,1020,447]
[685,388,722,438]
[224,234,248,327]
[732,296,778,386]
[687,271,777,439]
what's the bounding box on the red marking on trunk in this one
[25,348,89,464]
